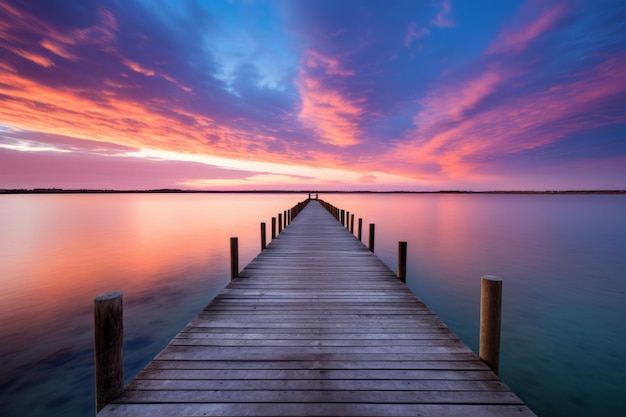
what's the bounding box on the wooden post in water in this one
[480,275,502,375]
[230,237,239,280]
[94,292,123,413]
[398,241,407,283]
[284,210,288,228]
[369,224,375,252]
[346,211,350,228]
[358,218,363,241]
[340,209,345,226]
[260,222,266,250]
[278,213,283,233]
[271,217,276,239]
[350,214,355,234]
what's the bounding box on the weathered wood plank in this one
[144,359,491,370]
[113,389,524,404]
[132,368,500,381]
[127,378,508,391]
[99,403,537,417]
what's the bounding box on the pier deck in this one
[98,200,536,416]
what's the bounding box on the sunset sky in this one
[1,0,625,191]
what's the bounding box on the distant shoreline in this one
[1,189,625,195]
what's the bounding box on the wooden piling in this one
[230,237,239,280]
[260,222,266,250]
[358,218,363,241]
[271,217,276,239]
[278,213,283,233]
[350,214,355,234]
[369,223,375,252]
[480,275,502,375]
[398,241,407,283]
[94,292,123,413]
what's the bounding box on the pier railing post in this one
[230,237,239,280]
[480,275,502,375]
[350,214,355,234]
[260,222,266,250]
[369,224,375,252]
[271,217,276,239]
[398,241,407,283]
[94,292,123,413]
[278,213,282,233]
[358,218,363,241]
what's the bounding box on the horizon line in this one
[2,188,625,195]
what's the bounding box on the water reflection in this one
[1,193,625,417]
[326,193,626,417]
[0,193,300,417]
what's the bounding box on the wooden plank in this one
[113,389,524,404]
[97,200,536,416]
[144,359,491,370]
[127,378,509,391]
[99,403,537,417]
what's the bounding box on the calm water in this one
[1,193,625,416]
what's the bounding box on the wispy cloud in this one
[391,50,626,182]
[405,22,431,49]
[431,0,454,28]
[486,2,568,55]
[386,1,626,185]
[296,50,364,147]
[405,0,453,50]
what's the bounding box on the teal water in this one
[329,193,626,417]
[0,193,624,416]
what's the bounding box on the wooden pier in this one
[97,199,536,416]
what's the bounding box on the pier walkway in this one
[98,199,536,416]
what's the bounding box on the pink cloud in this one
[296,50,364,147]
[304,49,354,76]
[0,3,118,71]
[40,39,78,61]
[0,5,287,170]
[3,3,116,46]
[390,51,626,182]
[122,58,156,76]
[415,68,507,130]
[11,48,55,67]
[486,2,569,55]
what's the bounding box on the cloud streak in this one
[431,0,454,28]
[486,1,568,55]
[388,2,626,185]
[297,50,364,147]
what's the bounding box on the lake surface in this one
[1,193,625,416]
